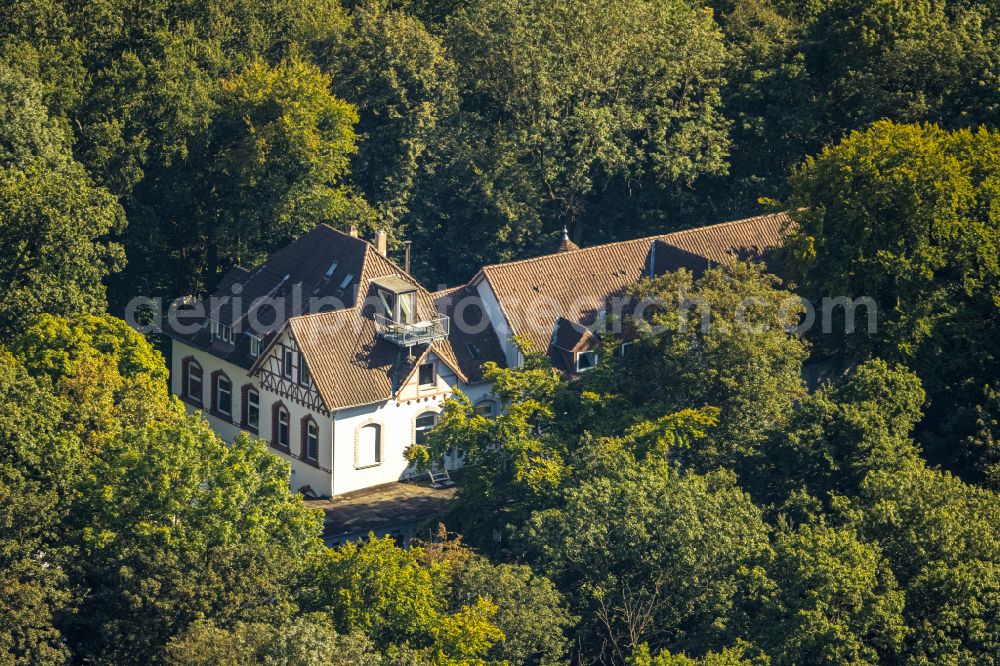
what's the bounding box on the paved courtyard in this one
[306,481,458,546]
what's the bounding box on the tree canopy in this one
[1,0,999,663]
[783,121,1000,484]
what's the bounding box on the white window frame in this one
[211,320,233,343]
[246,388,260,430]
[216,374,232,416]
[305,420,319,462]
[186,360,203,401]
[282,349,294,379]
[276,406,290,449]
[418,361,436,388]
[298,353,311,386]
[355,422,383,469]
[248,335,261,358]
[414,411,438,445]
[575,350,598,372]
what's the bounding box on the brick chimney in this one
[375,230,388,256]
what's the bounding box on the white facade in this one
[474,276,522,368]
[172,337,496,498]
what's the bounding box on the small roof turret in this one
[556,227,580,253]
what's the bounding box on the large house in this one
[167,212,790,497]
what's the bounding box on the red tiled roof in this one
[477,212,792,353]
[168,225,380,369]
[289,309,464,411]
[654,212,789,264]
[175,213,791,405]
[434,285,507,381]
[286,244,467,410]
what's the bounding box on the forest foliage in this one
[0,0,998,664]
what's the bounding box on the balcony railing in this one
[374,313,450,347]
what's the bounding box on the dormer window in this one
[575,350,597,372]
[378,289,415,325]
[373,275,417,326]
[372,275,448,347]
[210,320,234,344]
[248,334,261,358]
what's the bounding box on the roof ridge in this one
[431,285,465,300]
[657,211,789,241]
[317,222,370,246]
[238,223,369,284]
[479,211,790,275]
[481,235,656,274]
[289,306,361,322]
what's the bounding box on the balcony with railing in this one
[374,312,450,347]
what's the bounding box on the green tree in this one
[408,0,730,283]
[760,522,907,665]
[0,0,352,305]
[124,56,364,298]
[299,535,509,664]
[805,0,999,135]
[448,554,573,665]
[0,353,75,666]
[783,121,1000,482]
[761,360,925,504]
[10,314,174,449]
[701,0,998,219]
[0,161,125,340]
[63,424,324,664]
[0,45,73,169]
[166,614,382,666]
[1,315,327,664]
[759,355,1000,664]
[322,0,458,235]
[622,263,809,470]
[707,0,815,208]
[858,461,1000,664]
[525,445,771,663]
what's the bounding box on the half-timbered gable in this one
[254,327,328,416]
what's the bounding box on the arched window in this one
[181,358,203,405]
[356,423,382,468]
[414,411,438,444]
[301,416,319,463]
[272,402,290,451]
[241,385,260,433]
[211,370,232,418]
